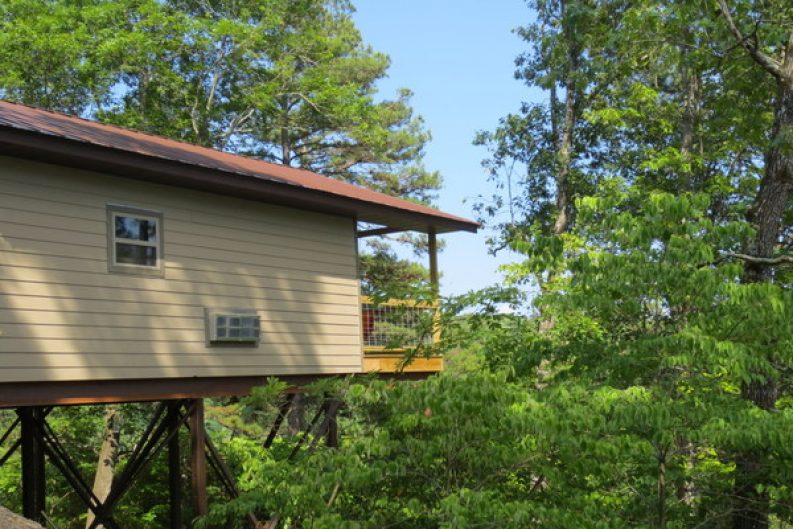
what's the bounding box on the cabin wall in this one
[0,156,363,382]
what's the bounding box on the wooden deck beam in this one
[0,373,435,409]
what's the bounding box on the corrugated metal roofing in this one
[0,100,478,234]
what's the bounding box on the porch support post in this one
[428,231,439,295]
[167,401,183,529]
[20,407,46,523]
[189,398,208,519]
[428,230,443,347]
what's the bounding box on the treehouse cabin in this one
[0,100,478,407]
[0,100,479,527]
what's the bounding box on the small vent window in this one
[207,310,261,344]
[107,205,164,276]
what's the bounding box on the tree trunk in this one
[657,449,667,529]
[538,0,579,335]
[549,82,559,143]
[553,18,577,236]
[675,439,696,507]
[288,393,306,436]
[679,33,700,191]
[280,97,291,166]
[732,35,793,529]
[743,74,793,283]
[675,36,701,504]
[85,407,121,529]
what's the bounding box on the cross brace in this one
[2,393,343,529]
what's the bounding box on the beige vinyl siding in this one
[0,156,363,382]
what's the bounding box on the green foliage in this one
[204,374,552,528]
[518,189,792,527]
[474,1,792,527]
[0,404,202,529]
[204,364,783,529]
[359,244,429,296]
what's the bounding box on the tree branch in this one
[716,0,784,79]
[720,252,793,265]
[220,107,256,148]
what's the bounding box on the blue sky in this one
[352,0,539,296]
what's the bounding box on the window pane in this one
[116,243,157,267]
[115,216,157,242]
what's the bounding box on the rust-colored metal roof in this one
[0,100,478,234]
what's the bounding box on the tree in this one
[475,0,774,272]
[479,1,792,527]
[359,243,429,296]
[0,0,440,204]
[474,0,611,250]
[713,2,793,527]
[529,188,792,528]
[85,408,121,529]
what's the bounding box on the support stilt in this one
[20,407,46,524]
[167,402,183,529]
[326,399,339,448]
[265,394,294,449]
[6,388,340,529]
[288,396,342,458]
[189,399,208,518]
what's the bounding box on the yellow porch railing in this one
[360,296,443,374]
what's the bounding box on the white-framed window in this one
[107,205,164,276]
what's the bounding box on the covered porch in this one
[356,225,445,375]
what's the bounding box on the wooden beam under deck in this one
[0,372,437,408]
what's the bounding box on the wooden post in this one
[20,407,45,523]
[428,231,439,295]
[326,399,339,448]
[167,402,183,529]
[189,399,207,520]
[427,231,443,348]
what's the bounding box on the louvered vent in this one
[206,310,261,344]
